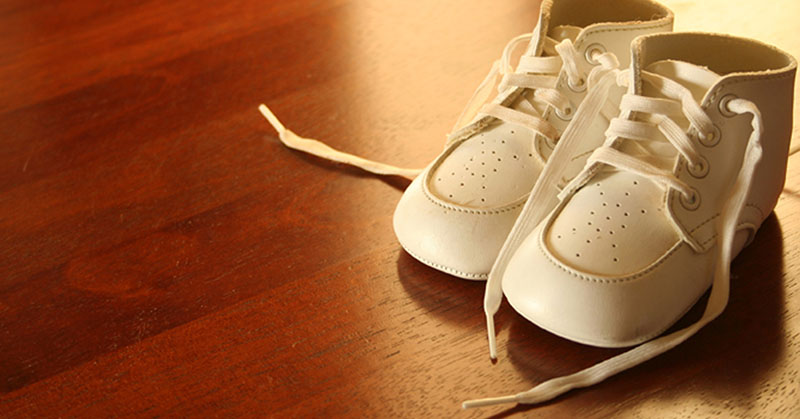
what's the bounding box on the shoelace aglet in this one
[258,104,286,135]
[486,313,498,360]
[462,394,518,409]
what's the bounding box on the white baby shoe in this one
[468,32,796,407]
[392,0,674,280]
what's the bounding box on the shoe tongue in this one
[643,59,721,104]
[510,25,583,116]
[619,60,721,162]
[548,24,582,43]
[538,24,581,57]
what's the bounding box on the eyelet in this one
[555,104,574,120]
[567,77,586,93]
[680,188,701,211]
[584,43,606,65]
[698,124,721,147]
[687,156,709,178]
[718,94,738,117]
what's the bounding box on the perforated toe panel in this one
[430,122,544,208]
[546,171,679,276]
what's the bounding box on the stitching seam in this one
[688,203,765,234]
[400,244,488,279]
[421,183,526,215]
[538,231,682,284]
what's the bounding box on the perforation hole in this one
[431,126,543,208]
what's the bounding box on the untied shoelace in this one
[466,67,764,409]
[259,33,593,177]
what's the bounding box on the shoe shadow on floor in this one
[491,213,786,417]
[395,250,486,327]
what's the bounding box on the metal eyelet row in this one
[681,94,740,211]
[557,43,606,119]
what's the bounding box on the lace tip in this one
[487,313,498,360]
[462,395,518,409]
[258,104,286,134]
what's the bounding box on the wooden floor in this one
[1,0,798,417]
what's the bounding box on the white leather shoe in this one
[393,0,674,280]
[466,32,796,408]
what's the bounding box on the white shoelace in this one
[467,69,764,409]
[259,33,591,178]
[483,56,624,361]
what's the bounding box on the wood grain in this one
[1,0,798,417]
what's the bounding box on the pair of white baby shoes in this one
[260,0,796,409]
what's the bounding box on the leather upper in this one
[393,0,674,279]
[502,32,797,346]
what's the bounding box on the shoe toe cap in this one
[502,223,713,347]
[393,174,522,280]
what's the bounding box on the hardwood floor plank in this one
[2,150,798,416]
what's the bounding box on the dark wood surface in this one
[1,1,798,417]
